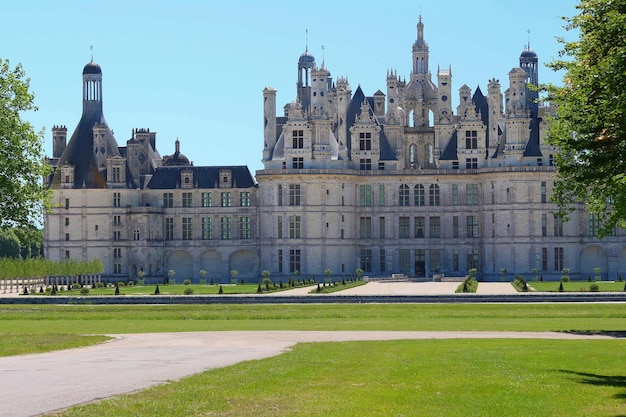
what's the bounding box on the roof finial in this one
[321,45,325,67]
[90,45,94,62]
[527,29,531,50]
[305,29,308,53]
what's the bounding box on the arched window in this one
[399,184,410,206]
[429,184,440,206]
[133,229,140,241]
[414,184,425,206]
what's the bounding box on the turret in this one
[52,125,67,158]
[437,66,453,124]
[487,78,503,156]
[263,87,277,162]
[297,49,315,112]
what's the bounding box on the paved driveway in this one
[0,330,614,417]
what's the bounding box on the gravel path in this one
[0,330,615,417]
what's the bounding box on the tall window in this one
[465,130,478,149]
[163,192,173,208]
[379,184,386,206]
[182,192,192,208]
[452,184,459,206]
[289,184,301,206]
[240,217,251,239]
[277,185,283,206]
[399,184,410,206]
[292,129,304,148]
[379,248,386,272]
[201,192,212,207]
[360,248,373,272]
[240,191,251,207]
[541,214,548,237]
[359,217,372,239]
[201,217,212,240]
[165,218,174,240]
[453,216,459,238]
[359,132,372,150]
[540,181,547,203]
[429,217,441,238]
[277,216,283,238]
[359,159,372,170]
[467,248,479,270]
[466,184,479,205]
[453,249,459,271]
[379,217,386,239]
[414,184,425,206]
[220,217,231,240]
[554,247,564,271]
[589,213,600,237]
[399,249,411,274]
[553,214,564,237]
[399,217,410,238]
[289,249,301,273]
[278,249,283,273]
[415,216,425,238]
[542,247,548,271]
[289,215,301,238]
[359,185,372,206]
[429,184,440,206]
[182,218,193,240]
[467,215,479,238]
[221,192,231,207]
[113,192,121,208]
[133,229,140,240]
[430,249,442,273]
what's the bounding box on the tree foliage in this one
[546,0,626,236]
[0,58,51,228]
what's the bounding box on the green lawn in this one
[49,338,626,417]
[529,280,626,292]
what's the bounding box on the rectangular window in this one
[240,216,251,239]
[289,249,301,273]
[465,158,478,169]
[201,217,212,240]
[379,217,386,239]
[163,192,173,208]
[359,158,372,170]
[360,249,373,272]
[277,216,283,238]
[359,217,372,239]
[240,191,251,207]
[542,247,548,271]
[359,185,372,207]
[379,248,386,272]
[429,185,440,206]
[65,217,70,226]
[429,216,441,238]
[467,248,479,270]
[277,185,283,206]
[452,184,459,206]
[414,216,425,238]
[289,215,301,239]
[430,249,442,273]
[466,183,479,205]
[453,216,459,238]
[182,192,193,208]
[399,217,410,238]
[221,192,231,207]
[553,214,564,237]
[65,198,70,209]
[65,250,70,259]
[399,249,411,274]
[541,214,548,237]
[114,263,122,274]
[589,213,599,237]
[289,184,301,206]
[359,132,372,151]
[220,217,231,240]
[278,249,283,273]
[379,184,385,206]
[65,233,70,241]
[292,157,304,169]
[165,218,174,240]
[465,130,478,149]
[414,185,425,206]
[554,247,564,271]
[292,129,304,149]
[182,217,193,240]
[452,161,459,170]
[540,181,547,203]
[467,215,479,238]
[201,192,212,207]
[453,248,459,271]
[113,192,121,208]
[399,185,410,206]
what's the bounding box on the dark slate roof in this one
[379,127,398,161]
[523,116,543,157]
[345,86,367,153]
[440,130,458,160]
[83,61,102,75]
[146,166,257,189]
[472,86,491,146]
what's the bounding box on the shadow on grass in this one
[560,330,626,338]
[560,370,626,413]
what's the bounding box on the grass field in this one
[1,303,625,416]
[529,280,626,292]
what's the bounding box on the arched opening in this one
[229,250,260,280]
[580,246,608,279]
[166,250,193,283]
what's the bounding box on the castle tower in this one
[52,125,67,158]
[437,66,453,124]
[297,47,316,112]
[412,16,429,79]
[487,78,503,158]
[262,87,277,163]
[310,64,330,117]
[520,45,539,117]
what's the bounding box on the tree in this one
[0,59,51,227]
[546,1,626,237]
[0,227,20,258]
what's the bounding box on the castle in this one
[44,18,626,281]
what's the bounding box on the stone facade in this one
[44,17,626,282]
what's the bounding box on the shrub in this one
[183,287,194,295]
[80,288,89,295]
[127,281,134,286]
[71,283,81,290]
[560,276,570,282]
[589,283,600,292]
[117,281,126,287]
[95,281,105,288]
[183,279,191,286]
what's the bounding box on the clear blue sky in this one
[1,0,578,175]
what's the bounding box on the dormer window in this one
[219,169,231,188]
[181,170,193,189]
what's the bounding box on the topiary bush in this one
[80,288,89,295]
[183,279,191,285]
[183,287,194,295]
[71,283,81,290]
[589,283,600,292]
